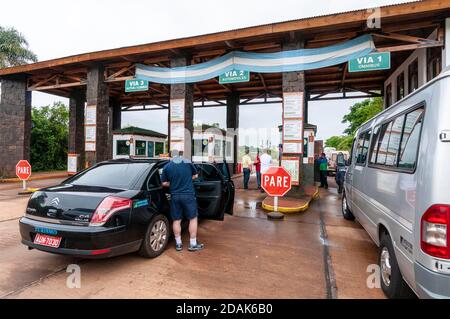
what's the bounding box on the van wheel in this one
[379,233,412,298]
[341,192,355,221]
[139,214,170,258]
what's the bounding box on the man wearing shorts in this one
[161,150,204,252]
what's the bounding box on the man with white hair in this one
[161,149,204,252]
[259,149,273,193]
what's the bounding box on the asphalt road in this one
[0,177,386,299]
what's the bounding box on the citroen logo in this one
[50,197,60,207]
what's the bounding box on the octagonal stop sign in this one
[262,166,292,197]
[16,160,32,181]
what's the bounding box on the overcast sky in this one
[0,0,414,144]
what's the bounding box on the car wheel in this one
[341,191,355,221]
[379,233,412,298]
[139,214,170,258]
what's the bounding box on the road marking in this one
[317,197,338,299]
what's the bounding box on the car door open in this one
[194,163,228,220]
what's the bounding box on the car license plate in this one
[34,233,62,248]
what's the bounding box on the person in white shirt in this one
[260,149,273,191]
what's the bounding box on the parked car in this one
[342,67,450,299]
[19,158,235,259]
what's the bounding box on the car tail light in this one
[421,204,450,259]
[90,196,132,227]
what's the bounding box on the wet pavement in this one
[0,176,385,299]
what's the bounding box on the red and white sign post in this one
[16,160,32,190]
[262,167,292,212]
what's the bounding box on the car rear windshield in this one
[70,163,150,189]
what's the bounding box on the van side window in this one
[398,108,424,170]
[369,105,424,172]
[355,131,371,165]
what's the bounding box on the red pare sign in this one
[16,160,32,181]
[262,166,292,197]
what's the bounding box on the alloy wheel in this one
[149,220,167,252]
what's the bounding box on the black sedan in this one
[19,159,234,258]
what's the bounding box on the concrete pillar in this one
[111,98,122,131]
[0,78,31,177]
[68,90,85,171]
[169,56,194,159]
[85,65,110,166]
[282,34,307,193]
[226,92,239,174]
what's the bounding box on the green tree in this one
[0,26,37,68]
[31,102,69,171]
[325,136,345,148]
[342,97,383,135]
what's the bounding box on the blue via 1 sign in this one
[348,52,391,73]
[219,69,250,84]
[125,79,149,92]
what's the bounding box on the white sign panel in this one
[281,157,300,186]
[85,126,96,142]
[67,154,78,174]
[170,99,185,121]
[85,105,97,125]
[170,122,185,141]
[283,142,302,154]
[85,142,96,152]
[283,119,303,141]
[283,92,303,119]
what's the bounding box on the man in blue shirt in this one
[161,150,204,252]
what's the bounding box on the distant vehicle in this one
[327,150,349,176]
[19,159,234,259]
[342,68,450,299]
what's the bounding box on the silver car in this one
[343,67,450,299]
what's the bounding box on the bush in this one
[30,102,68,171]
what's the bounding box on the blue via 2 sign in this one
[219,69,250,84]
[348,52,391,73]
[125,79,149,92]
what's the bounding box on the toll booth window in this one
[147,141,154,157]
[117,140,130,156]
[427,47,442,82]
[398,108,424,170]
[135,140,146,156]
[396,72,405,101]
[214,140,221,157]
[355,131,371,165]
[155,142,164,156]
[226,141,232,157]
[408,59,419,94]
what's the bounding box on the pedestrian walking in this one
[318,152,329,189]
[254,149,261,189]
[161,149,204,252]
[241,148,252,190]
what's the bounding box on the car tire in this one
[379,233,412,299]
[341,191,355,221]
[139,214,170,258]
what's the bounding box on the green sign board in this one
[219,69,250,84]
[125,79,149,92]
[348,52,391,73]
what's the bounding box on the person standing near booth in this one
[254,149,261,189]
[318,152,329,189]
[241,149,252,190]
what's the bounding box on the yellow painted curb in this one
[262,187,319,214]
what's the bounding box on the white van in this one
[343,67,450,299]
